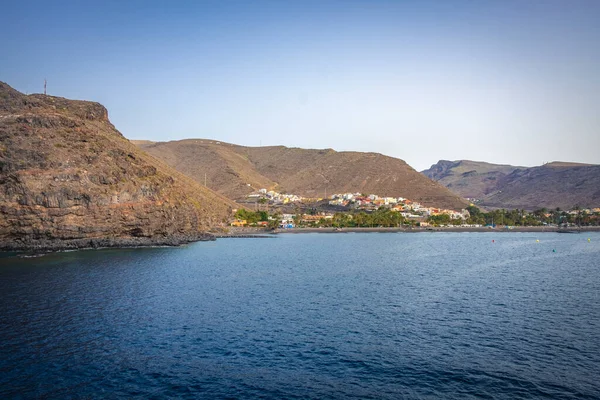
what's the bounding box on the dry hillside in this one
[422,160,522,199]
[423,160,600,210]
[482,162,600,210]
[136,139,469,210]
[0,82,235,251]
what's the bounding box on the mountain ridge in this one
[423,159,600,210]
[135,138,469,210]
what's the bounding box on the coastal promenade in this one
[279,226,600,234]
[221,226,600,236]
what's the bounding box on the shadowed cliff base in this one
[0,232,217,252]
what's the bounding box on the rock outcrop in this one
[0,82,236,251]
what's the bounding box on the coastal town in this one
[3,3,599,400]
[231,189,600,229]
[245,189,466,216]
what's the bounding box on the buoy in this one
[553,249,556,253]
[492,240,495,243]
[589,238,591,242]
[536,239,540,243]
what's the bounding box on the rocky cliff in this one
[0,82,235,251]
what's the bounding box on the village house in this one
[248,189,304,204]
[301,214,333,223]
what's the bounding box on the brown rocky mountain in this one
[422,160,523,199]
[423,160,600,210]
[0,82,235,251]
[134,139,469,210]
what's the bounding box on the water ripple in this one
[1,233,599,399]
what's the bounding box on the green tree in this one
[267,218,281,230]
[427,214,451,226]
[292,213,304,227]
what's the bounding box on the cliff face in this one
[0,82,235,251]
[135,139,469,211]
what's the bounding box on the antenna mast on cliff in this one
[44,79,47,95]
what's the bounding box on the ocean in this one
[1,232,599,399]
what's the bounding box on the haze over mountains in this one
[134,139,469,211]
[0,82,235,250]
[423,160,600,210]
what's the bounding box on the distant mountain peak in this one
[423,159,600,210]
[544,161,596,168]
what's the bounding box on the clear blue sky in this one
[2,0,599,170]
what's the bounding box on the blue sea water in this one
[1,232,599,399]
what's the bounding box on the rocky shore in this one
[3,226,598,253]
[0,233,216,253]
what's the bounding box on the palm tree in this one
[574,205,581,226]
[292,213,304,228]
[267,218,280,230]
[553,207,562,225]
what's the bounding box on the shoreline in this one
[270,226,600,234]
[3,226,598,254]
[0,233,217,253]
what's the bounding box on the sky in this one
[2,0,599,171]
